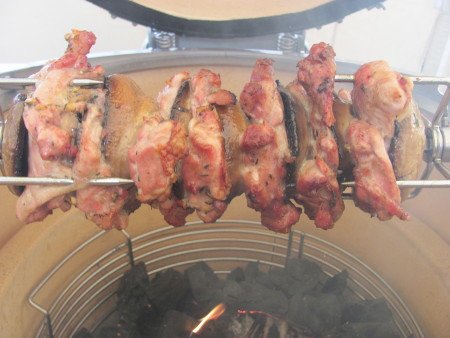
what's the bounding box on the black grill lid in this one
[86,0,385,38]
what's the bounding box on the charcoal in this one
[336,322,400,338]
[322,270,349,295]
[286,259,322,295]
[227,267,245,282]
[156,310,197,338]
[147,268,189,313]
[268,322,280,338]
[95,324,137,338]
[288,293,341,334]
[116,262,157,334]
[244,261,261,281]
[223,280,288,316]
[185,262,224,306]
[72,328,93,338]
[265,259,321,297]
[342,299,393,323]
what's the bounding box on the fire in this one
[191,303,226,335]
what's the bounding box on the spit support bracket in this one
[0,75,449,199]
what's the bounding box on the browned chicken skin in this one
[240,59,301,233]
[352,61,413,145]
[286,43,344,229]
[334,90,409,221]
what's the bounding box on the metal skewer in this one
[0,74,449,191]
[1,75,449,89]
[0,78,104,89]
[0,176,448,189]
[0,177,133,186]
[334,74,450,85]
[341,180,450,188]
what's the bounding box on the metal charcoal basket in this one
[28,220,422,338]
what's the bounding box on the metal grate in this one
[28,220,423,338]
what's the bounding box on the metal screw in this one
[152,29,177,50]
[277,33,299,53]
[277,31,307,55]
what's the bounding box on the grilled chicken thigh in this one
[17,30,102,224]
[182,69,234,222]
[352,61,413,146]
[285,43,344,229]
[334,90,409,221]
[240,59,301,233]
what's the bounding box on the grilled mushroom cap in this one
[1,94,28,196]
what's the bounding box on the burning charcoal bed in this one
[74,259,401,338]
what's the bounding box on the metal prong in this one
[341,180,450,188]
[0,176,133,186]
[0,78,104,89]
[334,74,450,85]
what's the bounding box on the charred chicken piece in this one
[334,90,409,221]
[352,61,413,146]
[182,69,234,223]
[17,30,102,224]
[79,74,158,230]
[128,72,187,202]
[17,30,142,229]
[240,59,301,233]
[285,43,344,229]
[156,72,195,226]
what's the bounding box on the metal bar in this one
[431,86,450,126]
[341,180,450,188]
[334,74,450,85]
[1,76,448,88]
[2,176,448,188]
[0,78,104,89]
[0,176,133,186]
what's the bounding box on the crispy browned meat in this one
[346,119,409,220]
[240,59,301,233]
[17,30,103,224]
[334,91,409,221]
[182,69,233,223]
[286,43,344,229]
[352,61,413,144]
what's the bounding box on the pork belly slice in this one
[333,91,409,220]
[182,69,234,223]
[352,60,413,145]
[240,59,301,233]
[17,30,102,224]
[286,43,343,229]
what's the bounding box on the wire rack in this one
[27,220,423,338]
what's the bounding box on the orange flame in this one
[191,303,226,334]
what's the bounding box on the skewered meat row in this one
[5,30,426,233]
